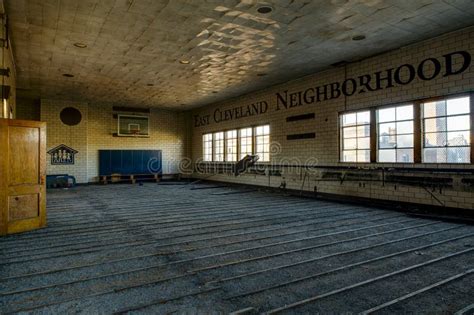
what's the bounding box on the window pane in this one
[378,108,395,123]
[424,132,446,147]
[226,130,237,138]
[344,138,357,150]
[379,122,396,136]
[397,149,414,163]
[447,131,470,146]
[357,125,370,137]
[240,128,252,137]
[396,105,413,120]
[447,147,470,163]
[423,148,447,163]
[396,121,413,134]
[342,113,357,126]
[424,117,446,132]
[397,134,413,148]
[447,97,470,115]
[447,115,470,131]
[357,111,370,124]
[424,100,446,118]
[379,149,396,162]
[343,127,357,138]
[357,150,370,162]
[379,136,396,148]
[255,125,270,162]
[358,137,370,149]
[343,150,357,162]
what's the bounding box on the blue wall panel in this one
[99,150,162,176]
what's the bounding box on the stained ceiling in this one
[6,0,474,110]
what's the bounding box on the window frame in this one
[201,123,271,163]
[338,92,473,165]
[239,127,254,160]
[340,110,372,163]
[376,103,415,163]
[255,124,270,162]
[202,133,213,162]
[225,129,238,162]
[213,131,225,162]
[421,95,471,164]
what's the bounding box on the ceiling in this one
[7,0,474,110]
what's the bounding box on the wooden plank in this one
[0,119,7,235]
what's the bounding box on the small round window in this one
[60,107,82,126]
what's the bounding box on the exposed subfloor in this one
[0,183,473,314]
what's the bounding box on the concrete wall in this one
[190,26,474,209]
[39,100,186,183]
[16,98,40,121]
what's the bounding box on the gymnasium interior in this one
[1,0,474,314]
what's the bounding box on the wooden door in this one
[0,119,47,235]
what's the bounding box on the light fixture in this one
[179,60,190,64]
[352,35,366,41]
[62,73,74,78]
[257,5,273,14]
[73,42,87,48]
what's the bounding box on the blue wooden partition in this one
[99,150,162,176]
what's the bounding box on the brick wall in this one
[40,100,186,183]
[190,26,474,209]
[41,100,89,183]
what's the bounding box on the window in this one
[255,125,270,162]
[239,127,253,159]
[422,96,470,163]
[213,131,225,162]
[226,130,238,162]
[341,110,371,162]
[203,133,213,161]
[377,104,414,163]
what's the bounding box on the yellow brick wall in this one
[190,26,474,209]
[40,100,186,183]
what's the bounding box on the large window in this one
[255,125,270,162]
[423,96,470,163]
[203,133,213,161]
[213,131,224,162]
[226,130,238,162]
[341,110,371,162]
[378,104,414,163]
[239,127,253,159]
[202,125,270,162]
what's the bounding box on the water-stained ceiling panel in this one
[6,0,474,109]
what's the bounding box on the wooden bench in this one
[100,173,182,184]
[100,173,160,184]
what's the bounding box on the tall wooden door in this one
[0,119,47,235]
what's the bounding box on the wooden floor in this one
[0,183,473,314]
